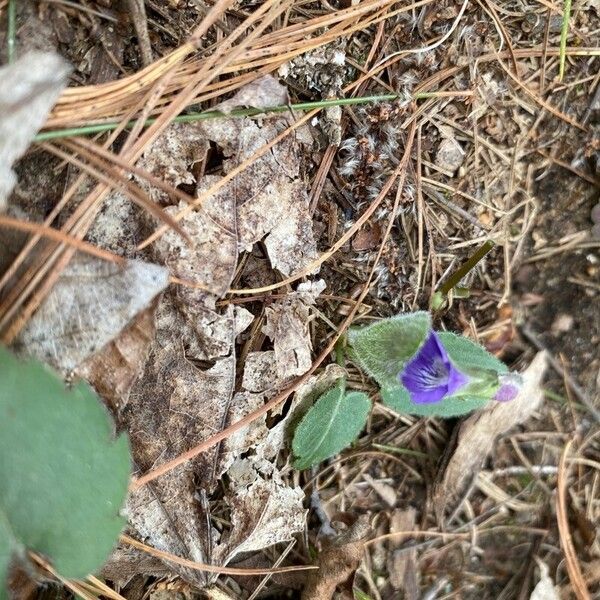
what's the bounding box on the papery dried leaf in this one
[136,122,210,205]
[15,256,169,373]
[154,176,237,301]
[431,352,547,520]
[213,463,305,567]
[197,113,317,277]
[215,75,289,114]
[77,306,156,412]
[0,52,69,209]
[262,281,325,380]
[301,515,370,600]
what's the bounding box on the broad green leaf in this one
[0,348,130,597]
[380,332,509,418]
[347,312,430,388]
[292,383,371,470]
[437,332,508,376]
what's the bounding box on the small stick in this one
[127,0,153,67]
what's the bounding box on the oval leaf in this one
[0,348,130,593]
[292,383,371,470]
[347,312,431,387]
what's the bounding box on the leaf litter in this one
[8,75,326,586]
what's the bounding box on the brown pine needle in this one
[120,534,317,575]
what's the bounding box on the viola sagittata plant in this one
[292,311,523,469]
[347,311,522,418]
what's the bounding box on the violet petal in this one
[400,331,468,404]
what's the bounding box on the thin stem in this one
[439,240,496,296]
[7,0,16,63]
[558,0,572,81]
[34,91,459,142]
[335,336,347,368]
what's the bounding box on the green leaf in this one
[381,385,490,417]
[347,312,431,387]
[437,332,508,376]
[380,332,509,418]
[292,382,371,470]
[0,347,130,595]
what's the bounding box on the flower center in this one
[419,356,449,388]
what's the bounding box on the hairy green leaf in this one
[0,348,130,596]
[347,312,430,387]
[381,385,490,417]
[292,383,370,470]
[437,332,508,375]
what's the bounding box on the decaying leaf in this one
[213,463,305,566]
[15,256,169,373]
[431,352,548,520]
[119,296,243,585]
[77,306,157,412]
[215,74,289,114]
[0,52,70,210]
[263,280,325,380]
[136,122,209,206]
[195,114,317,277]
[301,515,370,600]
[71,75,323,587]
[387,508,419,598]
[154,175,238,300]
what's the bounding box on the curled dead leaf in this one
[431,352,548,520]
[301,515,370,600]
[15,256,169,373]
[215,75,289,114]
[0,52,70,210]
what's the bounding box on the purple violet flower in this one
[400,331,469,404]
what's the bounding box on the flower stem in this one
[438,240,495,297]
[7,0,17,64]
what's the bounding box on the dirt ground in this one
[1,0,600,599]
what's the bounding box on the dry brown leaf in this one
[262,280,325,380]
[74,78,322,584]
[213,462,305,567]
[387,508,419,598]
[154,176,237,301]
[0,52,69,210]
[136,123,209,205]
[197,113,317,277]
[122,331,235,583]
[77,306,157,412]
[93,288,312,584]
[301,515,370,600]
[215,75,289,114]
[14,256,169,373]
[431,352,548,520]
